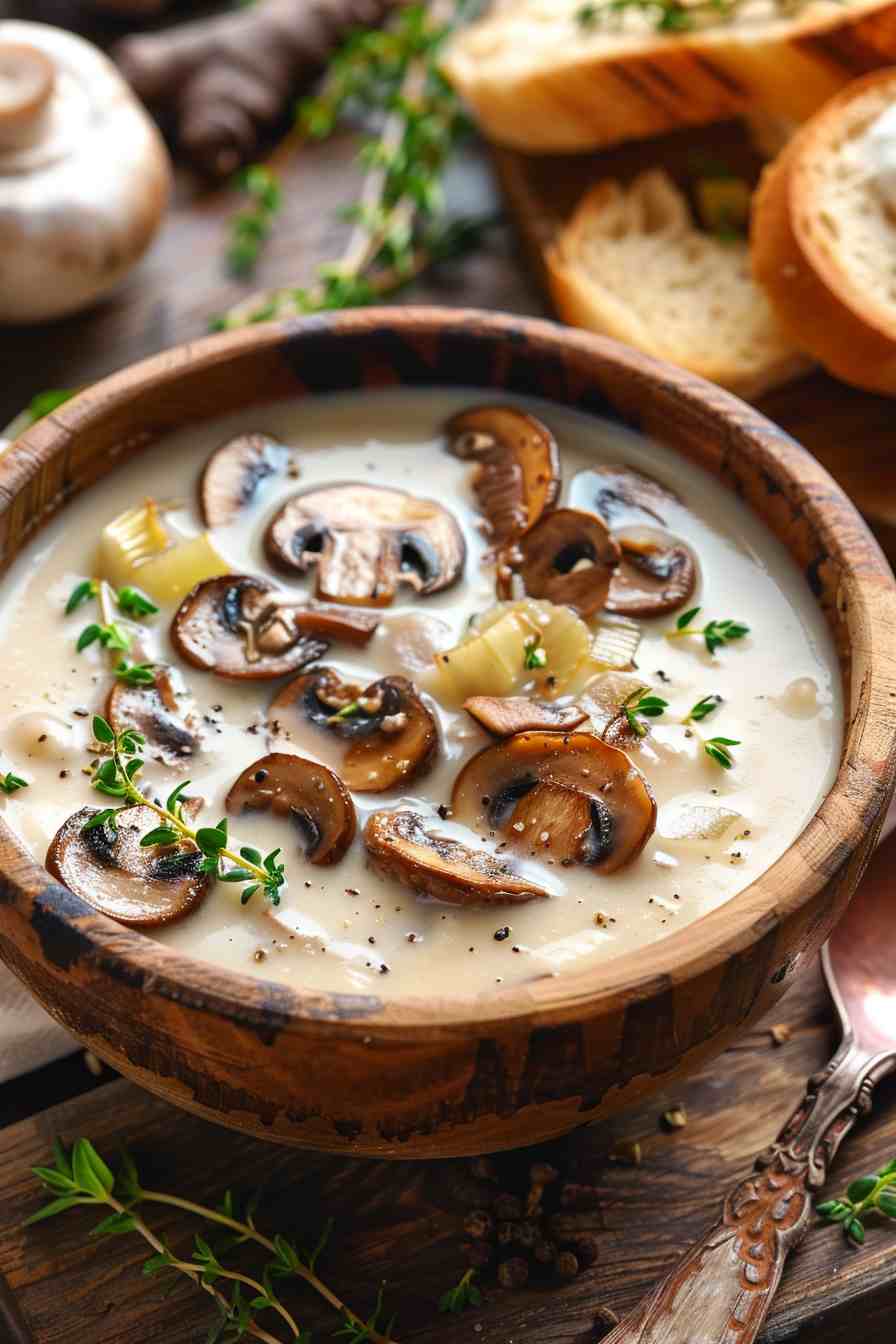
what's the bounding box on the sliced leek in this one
[433,599,591,703]
[97,500,229,604]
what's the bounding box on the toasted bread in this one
[442,0,896,153]
[753,67,896,394]
[546,169,809,399]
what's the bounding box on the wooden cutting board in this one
[491,124,896,564]
[1,959,894,1344]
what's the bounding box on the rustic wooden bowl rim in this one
[3,307,895,1037]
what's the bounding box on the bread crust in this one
[752,68,896,394]
[442,0,896,153]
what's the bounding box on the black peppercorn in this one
[497,1257,529,1289]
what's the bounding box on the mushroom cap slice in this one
[464,696,587,737]
[451,731,656,874]
[364,810,548,906]
[586,464,679,528]
[226,752,355,866]
[46,805,210,928]
[199,432,293,529]
[496,509,620,616]
[106,664,200,768]
[270,667,438,793]
[605,526,698,618]
[446,404,560,548]
[171,575,378,680]
[264,483,466,606]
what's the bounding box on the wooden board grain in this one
[0,960,894,1344]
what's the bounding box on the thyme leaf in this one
[704,736,740,769]
[668,606,749,654]
[622,687,668,739]
[818,1160,896,1246]
[439,1268,481,1313]
[0,770,28,795]
[523,635,548,670]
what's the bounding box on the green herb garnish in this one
[65,579,99,615]
[439,1268,481,1314]
[818,1160,896,1246]
[69,580,158,656]
[622,686,668,738]
[668,606,750,654]
[116,586,159,618]
[27,1138,394,1344]
[85,716,286,908]
[523,636,548,670]
[0,771,28,795]
[328,699,363,724]
[114,660,157,687]
[704,736,740,769]
[335,1282,396,1344]
[76,622,131,654]
[214,2,492,331]
[685,693,722,723]
[227,164,283,277]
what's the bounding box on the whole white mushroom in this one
[0,21,171,323]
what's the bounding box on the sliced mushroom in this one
[363,809,548,906]
[464,696,587,737]
[226,752,355,865]
[451,731,656,874]
[46,804,210,928]
[171,575,379,680]
[106,664,200,767]
[445,405,560,548]
[199,432,293,529]
[583,464,679,528]
[605,526,697,618]
[496,509,620,616]
[264,483,465,606]
[270,667,438,793]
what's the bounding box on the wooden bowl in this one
[1,309,894,1157]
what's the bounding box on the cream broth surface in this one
[0,389,842,999]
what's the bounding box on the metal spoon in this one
[601,828,896,1344]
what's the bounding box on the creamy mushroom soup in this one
[0,390,841,997]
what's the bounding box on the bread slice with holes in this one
[441,0,896,153]
[545,169,809,398]
[752,68,896,394]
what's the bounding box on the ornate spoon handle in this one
[600,1041,888,1344]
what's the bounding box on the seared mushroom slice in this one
[265,483,465,606]
[46,805,210,928]
[270,668,438,793]
[452,731,656,875]
[496,509,620,617]
[199,432,293,529]
[605,526,697,617]
[226,752,355,866]
[364,810,548,906]
[464,696,587,737]
[106,664,200,768]
[585,464,679,528]
[171,575,379,680]
[446,405,560,547]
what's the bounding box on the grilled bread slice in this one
[752,67,896,394]
[441,0,896,153]
[546,169,809,399]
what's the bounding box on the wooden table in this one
[1,37,896,1343]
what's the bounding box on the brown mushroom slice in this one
[451,731,656,874]
[46,804,210,928]
[496,509,620,616]
[585,464,680,528]
[199,432,293,529]
[226,752,355,866]
[171,575,378,680]
[106,664,200,768]
[270,668,438,793]
[505,781,608,864]
[605,526,697,618]
[264,483,465,606]
[363,809,548,906]
[464,696,587,737]
[446,405,560,547]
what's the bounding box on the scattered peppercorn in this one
[494,926,511,941]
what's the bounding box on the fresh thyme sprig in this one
[328,699,363,724]
[622,686,668,738]
[0,770,28,795]
[703,736,740,770]
[667,606,750,654]
[684,693,722,723]
[227,165,283,277]
[335,1282,395,1344]
[818,1160,896,1246]
[68,578,159,655]
[114,659,158,687]
[27,1138,397,1344]
[523,635,548,670]
[438,1268,481,1313]
[214,2,491,331]
[85,716,286,907]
